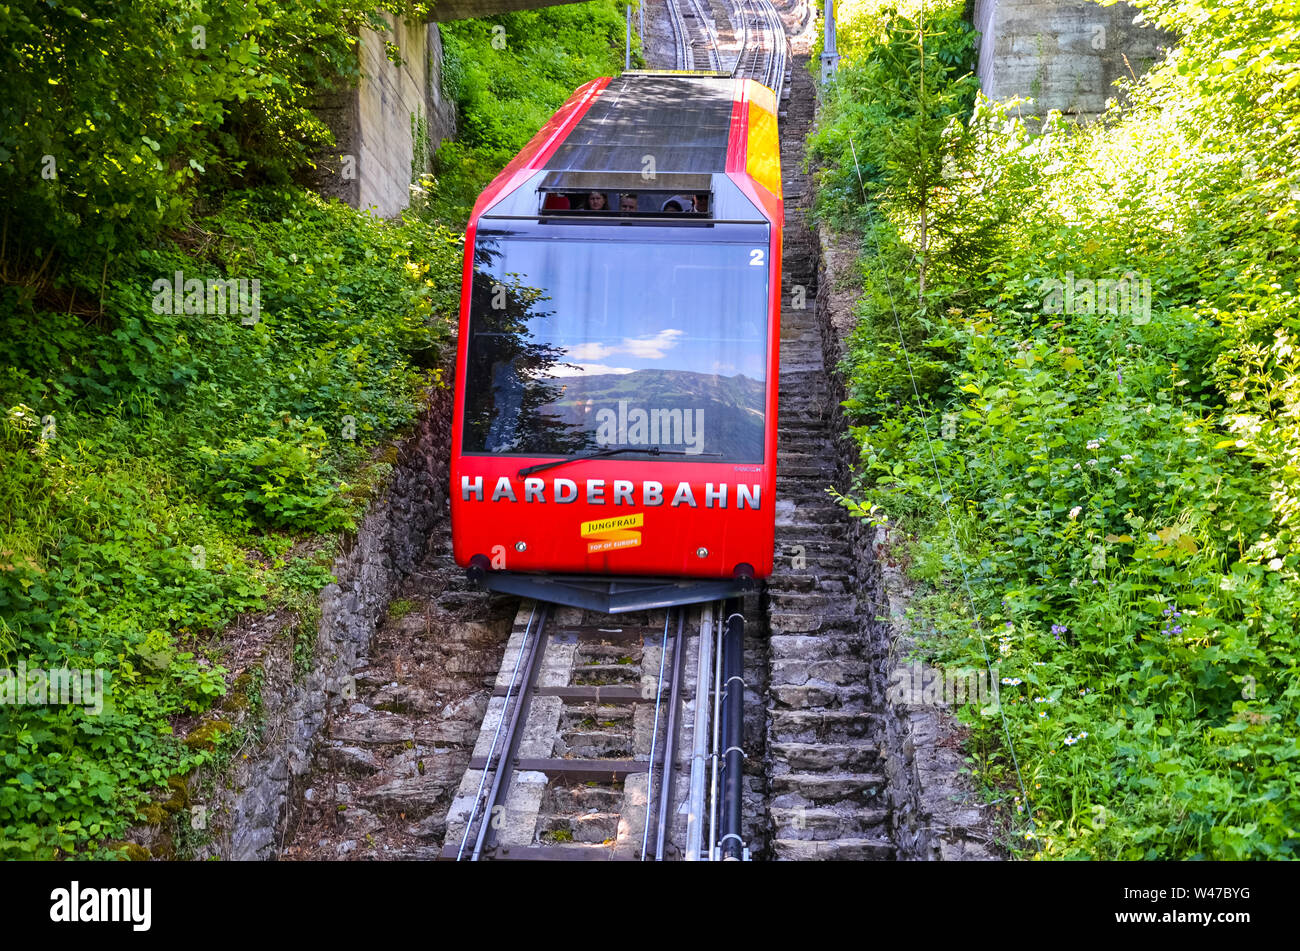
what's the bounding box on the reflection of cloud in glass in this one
[544,363,637,378]
[568,328,684,362]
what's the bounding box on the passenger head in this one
[662,199,683,213]
[619,193,638,212]
[693,194,709,214]
[587,191,608,210]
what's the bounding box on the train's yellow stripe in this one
[745,82,782,200]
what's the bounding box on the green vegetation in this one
[1,0,437,278]
[812,0,1300,858]
[422,2,637,226]
[1,0,625,859]
[0,192,460,859]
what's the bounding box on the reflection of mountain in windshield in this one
[547,369,764,462]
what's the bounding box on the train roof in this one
[469,72,783,226]
[544,75,736,175]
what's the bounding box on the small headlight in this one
[515,541,527,552]
[696,547,709,559]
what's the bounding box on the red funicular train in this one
[450,73,782,613]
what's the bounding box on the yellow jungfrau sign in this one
[580,512,644,553]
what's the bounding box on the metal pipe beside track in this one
[707,598,724,859]
[720,601,746,860]
[684,602,714,860]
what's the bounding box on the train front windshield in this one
[462,221,771,463]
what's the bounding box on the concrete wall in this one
[972,0,1174,119]
[314,17,458,219]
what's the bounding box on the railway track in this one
[667,0,721,71]
[441,599,754,860]
[436,0,797,862]
[729,0,789,95]
[664,0,787,97]
[289,1,897,864]
[438,2,886,863]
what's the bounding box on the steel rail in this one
[684,601,714,859]
[707,597,725,859]
[455,603,538,860]
[641,607,674,860]
[467,603,551,861]
[654,608,687,860]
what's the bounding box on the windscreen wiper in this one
[517,447,722,478]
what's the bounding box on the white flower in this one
[1121,453,1133,462]
[1086,439,1100,451]
[1073,463,1082,470]
[1069,506,1082,519]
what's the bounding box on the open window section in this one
[463,220,771,463]
[536,172,715,217]
[540,189,711,215]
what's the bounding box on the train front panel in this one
[449,73,783,585]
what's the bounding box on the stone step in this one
[771,837,895,861]
[769,709,881,743]
[769,806,890,841]
[772,528,851,546]
[775,466,839,480]
[767,634,868,662]
[764,571,847,595]
[767,611,859,636]
[575,643,643,661]
[769,741,881,772]
[769,682,872,709]
[774,507,847,527]
[770,658,871,688]
[767,574,852,593]
[769,771,889,806]
[766,551,855,571]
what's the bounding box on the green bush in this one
[0,189,461,858]
[817,0,1300,857]
[423,2,635,226]
[0,0,434,278]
